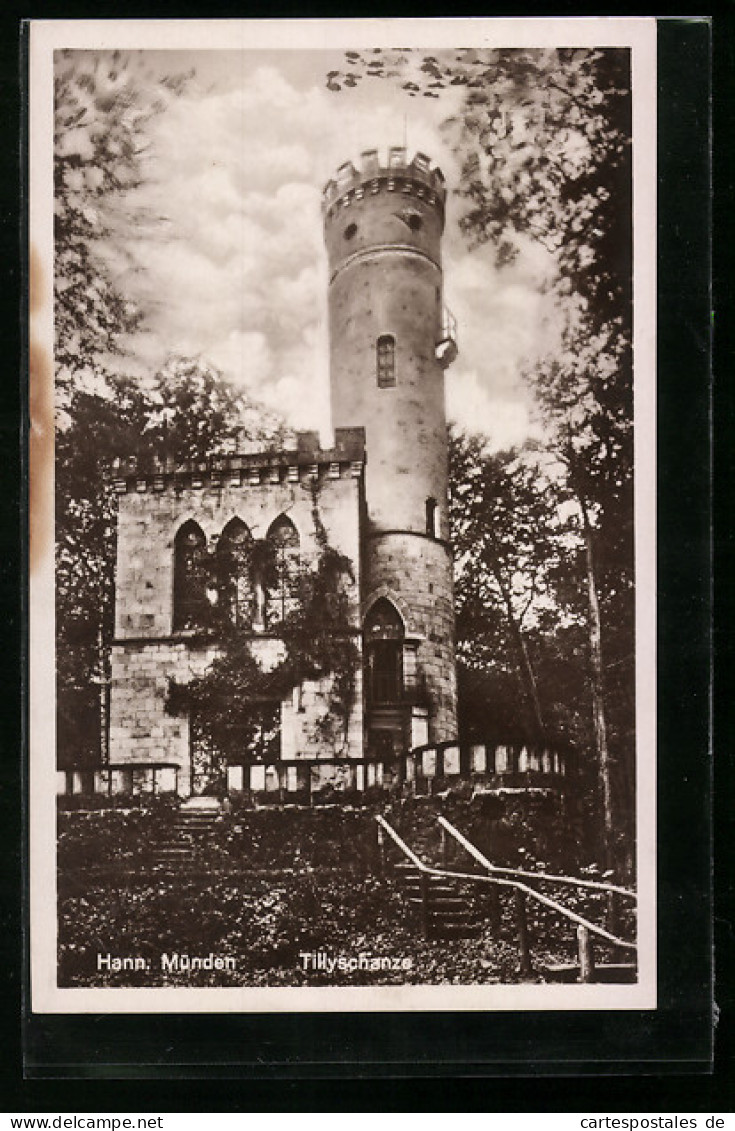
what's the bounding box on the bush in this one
[56,791,634,987]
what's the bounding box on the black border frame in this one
[3,7,729,1107]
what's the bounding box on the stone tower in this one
[323,147,458,756]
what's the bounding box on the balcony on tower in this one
[435,305,458,368]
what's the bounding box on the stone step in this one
[430,922,482,939]
[175,819,216,826]
[169,825,217,835]
[405,894,468,910]
[402,880,466,895]
[152,807,223,862]
[180,797,222,812]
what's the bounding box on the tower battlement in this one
[322,147,446,219]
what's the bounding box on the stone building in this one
[104,147,461,798]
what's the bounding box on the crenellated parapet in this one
[111,427,366,495]
[322,147,446,220]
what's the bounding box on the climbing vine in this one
[166,482,360,763]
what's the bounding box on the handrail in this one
[375,815,635,951]
[437,815,636,901]
[375,814,427,870]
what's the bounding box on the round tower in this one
[322,147,458,754]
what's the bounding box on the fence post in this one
[419,871,430,939]
[489,882,502,934]
[514,889,533,977]
[577,924,595,983]
[376,822,385,876]
[440,824,449,867]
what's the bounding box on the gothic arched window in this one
[376,334,395,388]
[265,515,301,627]
[172,520,208,631]
[425,497,439,538]
[217,518,253,628]
[364,598,404,705]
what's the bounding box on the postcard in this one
[29,16,657,1014]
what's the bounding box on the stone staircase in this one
[394,861,480,939]
[154,796,222,867]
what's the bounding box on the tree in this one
[52,52,290,771]
[450,432,558,741]
[326,47,631,330]
[449,429,595,743]
[328,49,635,872]
[55,358,281,770]
[529,311,636,868]
[54,50,191,415]
[54,50,191,767]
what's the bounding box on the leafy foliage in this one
[450,431,576,742]
[527,306,635,859]
[327,48,635,869]
[53,53,285,770]
[54,50,192,411]
[326,47,631,329]
[58,799,632,987]
[166,490,360,766]
[56,359,281,769]
[448,426,635,868]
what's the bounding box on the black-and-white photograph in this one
[29,19,657,1011]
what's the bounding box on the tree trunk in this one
[98,624,109,766]
[578,494,615,874]
[495,574,547,742]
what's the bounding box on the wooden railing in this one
[228,740,567,800]
[375,814,636,982]
[400,740,567,787]
[437,816,635,899]
[58,764,180,797]
[61,738,568,801]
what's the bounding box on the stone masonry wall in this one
[323,152,458,743]
[114,470,361,640]
[109,638,364,795]
[109,468,364,790]
[328,253,449,539]
[109,641,215,797]
[365,531,457,742]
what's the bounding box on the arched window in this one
[376,334,395,388]
[217,518,253,627]
[425,497,439,538]
[173,520,208,631]
[265,514,301,626]
[364,598,404,705]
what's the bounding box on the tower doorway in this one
[364,598,407,760]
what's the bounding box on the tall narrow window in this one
[364,598,404,705]
[376,334,395,388]
[425,497,439,538]
[217,518,253,627]
[265,514,301,627]
[173,520,208,631]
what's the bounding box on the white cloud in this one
[447,367,538,451]
[102,50,549,446]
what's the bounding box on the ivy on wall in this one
[166,484,360,763]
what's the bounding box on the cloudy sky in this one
[93,48,557,448]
